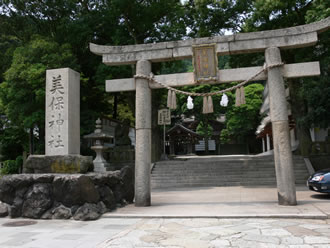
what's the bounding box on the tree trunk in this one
[204,118,209,155]
[29,127,34,155]
[204,135,209,155]
[113,93,118,119]
[296,125,312,156]
[38,124,45,154]
[151,92,162,162]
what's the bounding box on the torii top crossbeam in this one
[90,17,330,66]
[90,17,330,93]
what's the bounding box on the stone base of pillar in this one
[93,162,113,173]
[24,155,93,174]
[272,121,297,206]
[91,145,114,173]
[135,129,151,207]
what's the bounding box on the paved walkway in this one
[0,217,139,248]
[98,218,330,248]
[1,186,330,248]
[2,217,330,248]
[105,186,330,219]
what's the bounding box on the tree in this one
[3,0,326,160]
[172,83,227,154]
[0,0,194,160]
[196,120,213,154]
[0,36,78,154]
[240,0,330,155]
[183,0,252,37]
[0,117,28,161]
[110,0,186,44]
[220,83,264,143]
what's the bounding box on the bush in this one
[0,158,21,175]
[16,155,23,169]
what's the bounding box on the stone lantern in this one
[84,118,114,172]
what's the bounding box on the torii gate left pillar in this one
[135,60,152,206]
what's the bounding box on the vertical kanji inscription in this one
[45,68,80,155]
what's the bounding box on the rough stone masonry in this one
[0,166,134,220]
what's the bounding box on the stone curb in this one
[102,213,328,219]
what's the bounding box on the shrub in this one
[0,158,20,175]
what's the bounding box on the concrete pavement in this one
[2,217,330,248]
[104,186,330,219]
[0,217,140,248]
[1,185,330,247]
[98,218,330,248]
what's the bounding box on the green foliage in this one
[2,36,78,127]
[305,0,330,22]
[220,128,230,144]
[0,36,78,154]
[111,0,187,43]
[0,159,19,175]
[196,121,213,138]
[175,84,225,118]
[0,0,329,158]
[173,81,264,144]
[222,83,264,141]
[244,0,312,31]
[16,155,23,168]
[0,121,27,161]
[183,0,252,37]
[240,0,330,154]
[0,34,20,84]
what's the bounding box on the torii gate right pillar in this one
[265,47,297,205]
[135,60,152,207]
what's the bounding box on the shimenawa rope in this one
[134,62,284,113]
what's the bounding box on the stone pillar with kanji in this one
[46,68,80,155]
[24,67,93,174]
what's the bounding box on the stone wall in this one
[0,166,134,221]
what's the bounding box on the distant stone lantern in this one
[84,118,114,172]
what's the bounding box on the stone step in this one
[153,166,307,170]
[151,155,309,188]
[152,179,261,183]
[152,167,309,172]
[151,182,307,189]
[156,159,305,165]
[151,180,306,184]
[155,160,305,164]
[153,163,306,168]
[151,176,307,181]
[151,175,308,179]
[152,170,308,175]
[153,167,306,171]
[152,175,271,179]
[151,178,305,182]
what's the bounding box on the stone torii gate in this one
[90,17,330,207]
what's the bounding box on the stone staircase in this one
[151,155,310,189]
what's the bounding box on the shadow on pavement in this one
[310,193,330,200]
